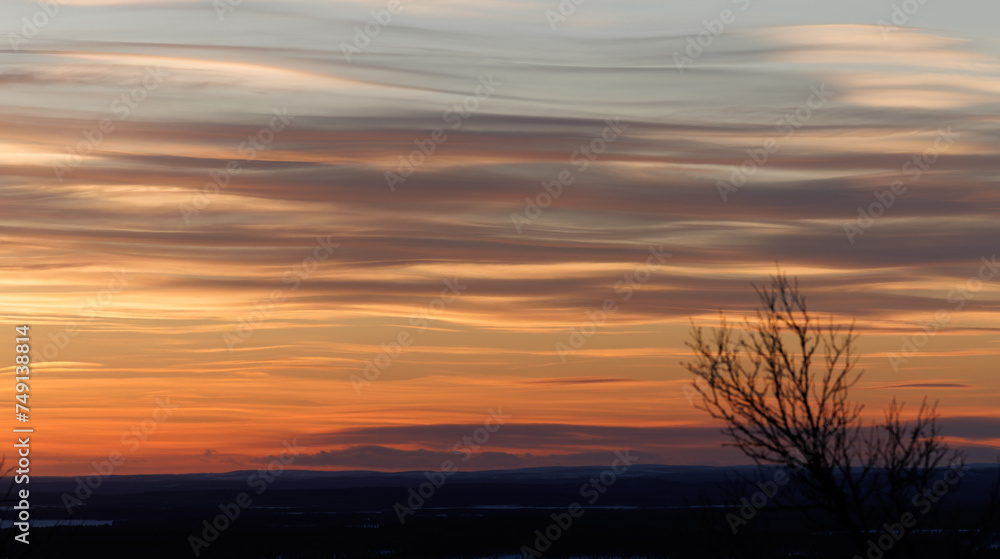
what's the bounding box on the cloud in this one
[528,377,636,385]
[281,445,665,471]
[940,416,1000,442]
[4,0,1000,475]
[874,382,973,389]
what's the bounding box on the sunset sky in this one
[2,0,999,476]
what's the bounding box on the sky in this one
[1,0,999,476]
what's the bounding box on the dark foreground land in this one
[0,465,997,559]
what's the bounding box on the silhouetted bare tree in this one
[683,271,964,557]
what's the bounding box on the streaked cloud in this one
[2,0,998,474]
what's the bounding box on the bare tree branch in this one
[682,270,963,556]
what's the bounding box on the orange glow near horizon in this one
[2,15,999,476]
